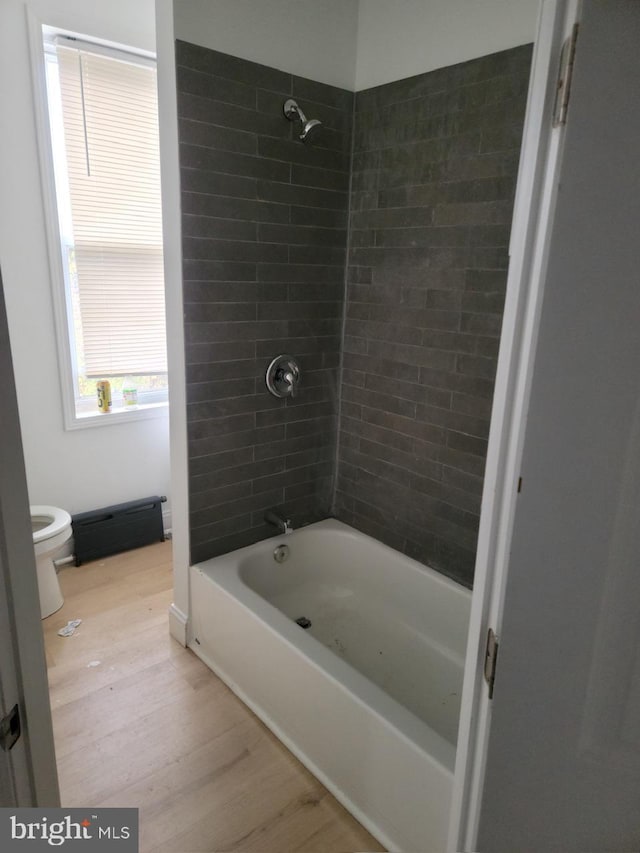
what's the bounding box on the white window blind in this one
[55,43,167,377]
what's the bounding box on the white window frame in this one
[28,18,169,431]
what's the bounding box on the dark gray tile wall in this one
[335,46,532,587]
[176,40,353,564]
[177,39,531,585]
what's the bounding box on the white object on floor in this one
[57,619,82,637]
[30,504,72,619]
[87,660,101,668]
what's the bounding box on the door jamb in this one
[448,1,581,848]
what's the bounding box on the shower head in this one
[283,98,322,143]
[300,118,322,142]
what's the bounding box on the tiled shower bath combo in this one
[178,38,532,850]
[178,39,531,586]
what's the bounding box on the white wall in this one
[0,0,171,521]
[173,1,539,92]
[173,0,359,90]
[355,0,539,90]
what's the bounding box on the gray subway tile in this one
[180,168,257,199]
[258,136,350,174]
[185,340,256,365]
[292,75,354,113]
[257,180,348,210]
[180,142,289,182]
[184,320,289,345]
[258,223,347,248]
[291,163,350,192]
[288,245,347,266]
[176,66,256,109]
[257,263,345,283]
[183,302,257,324]
[178,117,256,155]
[182,259,256,281]
[182,215,257,242]
[181,192,289,224]
[186,376,256,405]
[189,445,254,477]
[183,282,280,304]
[189,424,284,460]
[182,236,287,264]
[178,92,290,140]
[176,40,291,93]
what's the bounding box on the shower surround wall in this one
[176,41,353,564]
[335,45,532,586]
[178,39,531,584]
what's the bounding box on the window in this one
[42,33,168,426]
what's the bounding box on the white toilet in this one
[30,505,72,619]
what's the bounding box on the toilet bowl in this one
[30,505,72,619]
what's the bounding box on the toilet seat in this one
[30,505,72,544]
[30,505,72,619]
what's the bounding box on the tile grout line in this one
[331,88,357,517]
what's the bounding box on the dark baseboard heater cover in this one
[72,495,166,566]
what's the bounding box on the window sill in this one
[65,401,169,431]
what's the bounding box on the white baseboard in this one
[168,602,188,646]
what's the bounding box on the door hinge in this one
[0,704,21,752]
[484,629,499,699]
[553,23,579,127]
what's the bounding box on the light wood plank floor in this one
[42,542,383,853]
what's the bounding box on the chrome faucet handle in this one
[266,355,301,399]
[282,369,297,398]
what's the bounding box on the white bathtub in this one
[190,519,471,852]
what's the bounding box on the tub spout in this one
[264,509,293,535]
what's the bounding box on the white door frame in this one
[0,270,59,807]
[448,1,581,849]
[154,0,191,647]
